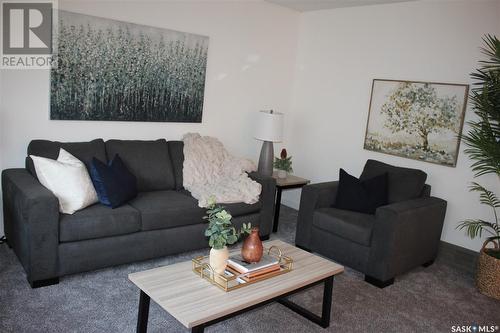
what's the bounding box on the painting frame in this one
[364,79,469,167]
[50,10,209,123]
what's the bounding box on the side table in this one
[272,172,310,233]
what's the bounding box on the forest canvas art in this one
[364,79,469,166]
[50,11,209,122]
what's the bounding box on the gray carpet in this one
[1,206,499,333]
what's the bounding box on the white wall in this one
[0,1,299,236]
[283,0,500,251]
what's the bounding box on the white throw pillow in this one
[30,148,98,214]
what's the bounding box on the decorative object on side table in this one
[364,78,468,166]
[241,227,264,263]
[204,197,251,274]
[457,34,500,300]
[255,110,284,176]
[272,173,310,233]
[273,148,293,179]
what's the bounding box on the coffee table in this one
[129,239,344,332]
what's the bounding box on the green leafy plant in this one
[204,197,251,250]
[458,34,500,258]
[273,148,293,172]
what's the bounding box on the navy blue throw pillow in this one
[333,168,388,214]
[90,154,138,208]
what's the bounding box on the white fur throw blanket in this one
[182,133,262,207]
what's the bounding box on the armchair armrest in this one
[2,168,60,284]
[248,172,276,237]
[295,181,339,249]
[367,197,447,281]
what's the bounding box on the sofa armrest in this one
[295,181,339,249]
[2,168,60,284]
[248,172,276,237]
[367,197,447,281]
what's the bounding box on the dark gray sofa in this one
[2,139,276,288]
[295,159,447,288]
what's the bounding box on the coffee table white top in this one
[128,239,344,329]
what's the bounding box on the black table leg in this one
[273,187,283,232]
[278,275,334,328]
[320,275,334,327]
[191,325,204,333]
[137,290,150,333]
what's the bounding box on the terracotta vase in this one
[209,246,229,274]
[241,227,264,263]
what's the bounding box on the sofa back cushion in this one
[26,139,106,178]
[360,159,427,203]
[105,139,175,191]
[168,141,184,190]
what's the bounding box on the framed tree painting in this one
[364,79,469,167]
[50,11,209,122]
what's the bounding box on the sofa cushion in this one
[129,191,205,231]
[360,159,427,204]
[179,189,261,217]
[313,207,375,246]
[90,155,138,208]
[168,141,184,190]
[26,139,106,178]
[31,149,98,214]
[105,139,175,192]
[225,201,262,217]
[59,203,141,242]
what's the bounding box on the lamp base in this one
[258,141,274,177]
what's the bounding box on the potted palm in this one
[204,197,251,274]
[458,34,500,300]
[274,148,293,179]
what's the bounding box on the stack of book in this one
[227,254,281,282]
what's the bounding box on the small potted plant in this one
[204,197,251,274]
[273,148,293,179]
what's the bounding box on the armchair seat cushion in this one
[312,207,375,246]
[129,191,205,231]
[60,204,141,242]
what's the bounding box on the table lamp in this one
[254,110,284,176]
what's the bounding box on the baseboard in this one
[438,241,479,276]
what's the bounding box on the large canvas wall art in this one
[50,11,209,122]
[364,79,469,167]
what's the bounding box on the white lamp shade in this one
[254,110,284,142]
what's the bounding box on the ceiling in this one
[264,0,418,12]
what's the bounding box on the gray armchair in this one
[295,160,447,288]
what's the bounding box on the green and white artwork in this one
[51,11,209,122]
[364,79,469,167]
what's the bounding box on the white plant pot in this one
[209,246,229,275]
[277,170,287,179]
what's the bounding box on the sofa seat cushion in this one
[129,191,205,231]
[60,204,141,242]
[312,207,375,246]
[105,139,175,192]
[225,201,262,217]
